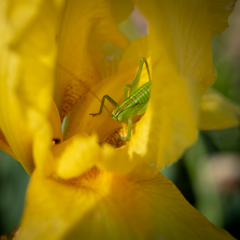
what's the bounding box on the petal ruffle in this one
[207,0,237,37]
[16,171,235,240]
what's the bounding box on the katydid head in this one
[111,108,128,123]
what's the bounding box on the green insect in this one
[90,58,151,144]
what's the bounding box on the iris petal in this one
[0,0,64,174]
[16,171,235,240]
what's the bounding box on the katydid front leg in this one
[117,117,133,145]
[90,93,132,145]
[89,95,118,116]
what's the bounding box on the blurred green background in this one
[1,2,240,239]
[0,152,29,235]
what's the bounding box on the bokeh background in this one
[1,2,240,239]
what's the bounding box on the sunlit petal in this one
[0,0,64,174]
[54,133,100,179]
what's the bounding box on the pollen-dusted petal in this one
[53,133,100,179]
[0,0,64,174]
[136,0,223,95]
[199,88,240,130]
[207,0,237,37]
[16,171,235,240]
[55,0,130,121]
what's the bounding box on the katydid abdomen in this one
[112,81,151,123]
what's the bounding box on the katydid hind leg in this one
[90,95,118,116]
[124,84,131,100]
[124,74,136,100]
[129,57,151,96]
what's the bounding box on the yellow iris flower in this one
[0,0,238,239]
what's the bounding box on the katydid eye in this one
[118,116,122,121]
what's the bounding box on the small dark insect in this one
[53,138,61,144]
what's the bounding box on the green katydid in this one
[90,58,151,143]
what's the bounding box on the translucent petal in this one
[136,0,218,95]
[199,88,240,130]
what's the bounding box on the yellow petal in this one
[0,0,64,174]
[16,171,235,240]
[199,88,240,130]
[55,0,130,121]
[53,133,100,179]
[98,144,136,175]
